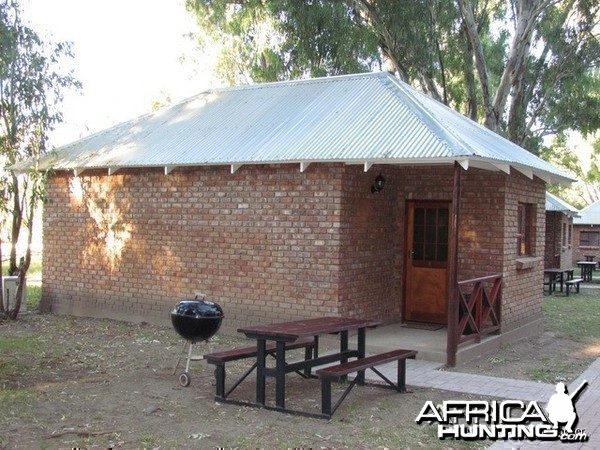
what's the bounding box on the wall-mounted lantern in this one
[371,173,385,194]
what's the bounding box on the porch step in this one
[356,319,543,366]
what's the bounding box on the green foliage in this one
[542,132,600,206]
[188,0,600,154]
[0,0,79,319]
[187,0,379,84]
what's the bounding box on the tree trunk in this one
[456,0,495,129]
[462,20,478,121]
[492,0,541,135]
[458,0,551,138]
[6,201,35,319]
[9,175,22,275]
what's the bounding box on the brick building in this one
[573,200,600,264]
[544,192,578,269]
[35,73,573,364]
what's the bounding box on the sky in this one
[21,0,221,147]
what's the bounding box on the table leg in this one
[340,330,348,362]
[275,340,286,409]
[256,339,266,405]
[548,274,554,294]
[559,272,564,292]
[356,327,366,385]
[303,336,316,377]
[338,330,349,382]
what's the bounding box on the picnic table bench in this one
[316,348,417,417]
[204,337,315,401]
[565,278,584,297]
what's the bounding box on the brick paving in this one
[369,357,600,449]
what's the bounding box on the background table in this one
[544,268,573,294]
[577,261,596,282]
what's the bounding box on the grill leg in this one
[172,340,188,375]
[185,342,193,373]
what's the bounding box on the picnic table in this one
[237,317,381,413]
[577,261,596,282]
[543,268,574,294]
[204,316,418,418]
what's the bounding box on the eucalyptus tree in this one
[188,0,600,153]
[0,0,80,318]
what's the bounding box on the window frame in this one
[517,203,533,256]
[580,230,600,247]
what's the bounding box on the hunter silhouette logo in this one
[546,380,588,437]
[415,380,590,442]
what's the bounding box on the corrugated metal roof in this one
[32,72,574,184]
[545,192,579,216]
[574,200,600,224]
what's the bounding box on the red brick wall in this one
[41,163,546,335]
[573,225,600,264]
[338,166,402,319]
[545,212,561,268]
[500,172,546,330]
[42,165,345,331]
[545,213,574,269]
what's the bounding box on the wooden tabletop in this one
[238,316,383,341]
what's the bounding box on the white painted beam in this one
[490,162,511,175]
[456,159,469,170]
[513,166,533,179]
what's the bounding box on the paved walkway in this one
[367,357,600,449]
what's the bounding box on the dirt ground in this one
[0,310,597,450]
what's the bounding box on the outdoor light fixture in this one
[371,173,385,194]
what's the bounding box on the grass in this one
[543,294,600,339]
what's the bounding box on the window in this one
[562,223,567,247]
[413,206,449,263]
[580,231,600,247]
[568,224,573,247]
[517,203,533,256]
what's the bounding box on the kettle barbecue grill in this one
[171,295,223,387]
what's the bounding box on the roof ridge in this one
[380,74,473,158]
[204,71,386,94]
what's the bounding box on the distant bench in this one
[204,337,315,401]
[316,348,417,417]
[565,278,584,297]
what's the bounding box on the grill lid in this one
[171,299,224,342]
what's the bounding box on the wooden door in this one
[404,201,450,324]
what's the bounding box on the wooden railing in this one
[456,274,502,344]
